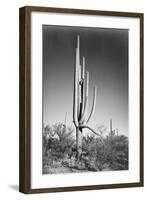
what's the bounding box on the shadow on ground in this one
[8,185,19,191]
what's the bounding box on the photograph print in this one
[42,25,129,175]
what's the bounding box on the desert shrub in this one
[104,135,129,170]
[82,134,128,171]
[82,135,105,170]
[43,123,129,172]
[43,123,75,161]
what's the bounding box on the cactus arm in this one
[85,71,89,98]
[81,57,85,103]
[78,64,81,113]
[78,78,84,121]
[79,125,101,137]
[73,47,79,127]
[79,125,104,145]
[81,56,85,80]
[80,71,89,124]
[78,65,81,89]
[86,86,97,124]
[80,57,86,121]
[77,35,80,55]
[76,35,82,119]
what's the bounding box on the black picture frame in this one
[19,6,144,194]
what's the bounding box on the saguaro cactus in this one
[109,119,117,137]
[73,35,100,161]
[116,128,118,136]
[110,119,113,137]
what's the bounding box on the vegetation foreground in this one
[43,123,128,174]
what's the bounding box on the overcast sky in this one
[43,25,128,136]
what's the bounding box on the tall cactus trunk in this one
[73,35,97,163]
[76,127,83,161]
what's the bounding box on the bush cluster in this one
[43,123,128,173]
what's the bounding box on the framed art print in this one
[19,6,144,194]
